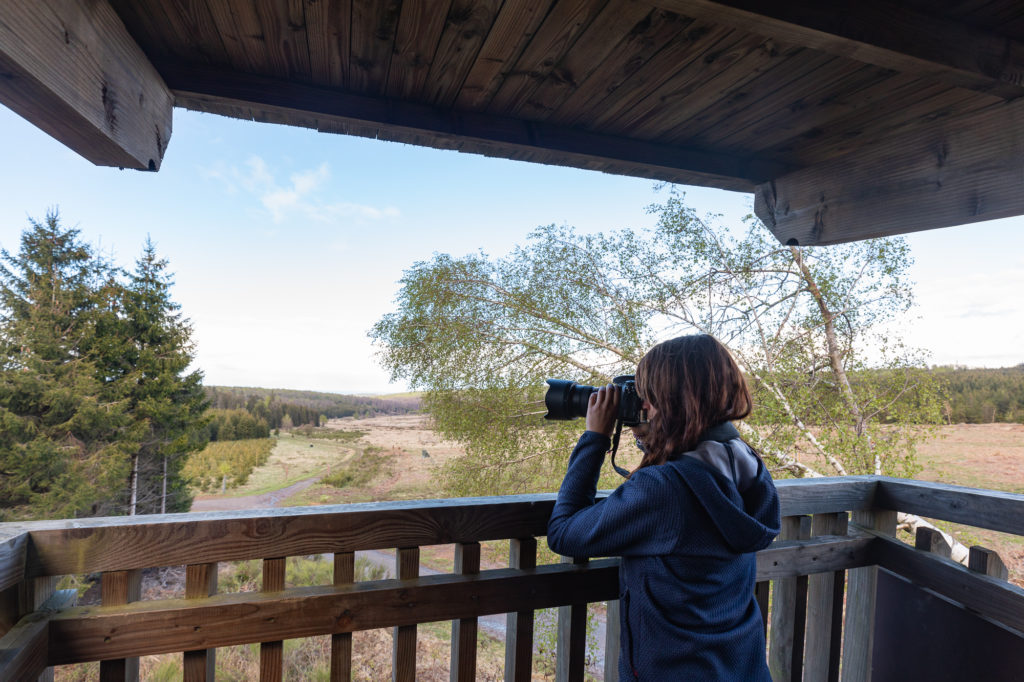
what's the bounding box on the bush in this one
[183,438,274,492]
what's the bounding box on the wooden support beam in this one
[0,0,172,170]
[555,556,588,682]
[804,512,849,682]
[183,563,217,682]
[0,589,75,682]
[393,547,419,682]
[450,543,480,682]
[755,99,1024,245]
[260,558,286,682]
[163,64,793,192]
[504,538,537,682]
[99,569,142,682]
[875,479,1024,537]
[331,552,355,682]
[769,515,811,682]
[651,0,1024,99]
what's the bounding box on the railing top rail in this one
[0,477,1019,579]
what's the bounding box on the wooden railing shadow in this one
[0,476,1021,681]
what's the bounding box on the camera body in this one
[544,375,645,426]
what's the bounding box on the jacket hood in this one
[674,439,780,554]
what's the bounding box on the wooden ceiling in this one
[2,0,1024,244]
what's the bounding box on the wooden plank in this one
[456,0,555,111]
[487,0,612,116]
[968,546,1009,581]
[775,477,877,517]
[0,589,75,682]
[755,95,1024,246]
[393,547,419,682]
[754,580,769,638]
[555,556,588,682]
[870,531,1024,634]
[769,515,810,682]
[349,0,401,94]
[257,0,312,81]
[450,543,481,682]
[803,512,848,682]
[331,552,355,682]
[304,0,352,87]
[915,527,953,559]
[841,510,896,682]
[0,533,28,595]
[755,535,871,581]
[260,558,286,682]
[0,0,172,170]
[603,597,619,682]
[875,479,1024,537]
[183,563,218,682]
[504,538,537,682]
[650,0,1024,98]
[517,0,654,121]
[99,570,142,682]
[423,0,503,108]
[384,0,452,100]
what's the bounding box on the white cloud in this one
[200,156,399,224]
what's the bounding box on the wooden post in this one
[184,563,218,682]
[914,527,952,559]
[755,581,770,640]
[331,552,355,682]
[604,598,620,682]
[555,556,588,682]
[450,542,481,682]
[99,569,142,682]
[21,576,57,682]
[804,512,848,682]
[393,547,419,682]
[260,558,286,682]
[504,538,536,682]
[968,546,1009,581]
[769,515,811,682]
[841,509,897,682]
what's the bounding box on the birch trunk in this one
[128,452,138,516]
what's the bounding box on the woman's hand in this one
[586,384,620,437]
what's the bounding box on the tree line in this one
[931,365,1024,423]
[205,386,420,422]
[0,213,205,520]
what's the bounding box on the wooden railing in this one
[0,476,1021,681]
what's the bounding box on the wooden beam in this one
[874,478,1024,537]
[651,0,1024,99]
[162,63,793,192]
[775,476,877,517]
[0,533,27,593]
[0,589,75,682]
[0,0,172,170]
[754,99,1024,245]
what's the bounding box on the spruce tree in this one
[0,212,129,519]
[109,238,207,514]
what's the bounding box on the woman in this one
[547,334,780,680]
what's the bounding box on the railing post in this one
[260,558,286,682]
[604,597,620,682]
[804,512,849,682]
[769,515,811,682]
[504,537,536,682]
[841,509,897,682]
[19,575,57,682]
[555,556,587,682]
[450,542,481,682]
[99,569,142,682]
[914,527,952,559]
[968,546,1009,580]
[331,551,355,682]
[184,563,218,682]
[393,547,419,682]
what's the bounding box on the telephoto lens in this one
[543,376,644,425]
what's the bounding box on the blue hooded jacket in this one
[548,428,781,681]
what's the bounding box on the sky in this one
[1,104,1022,394]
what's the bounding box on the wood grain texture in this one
[968,546,1009,581]
[450,543,481,682]
[504,538,537,682]
[184,563,218,682]
[841,510,896,682]
[260,558,286,682]
[603,597,619,682]
[803,512,848,682]
[393,547,419,682]
[555,556,588,682]
[769,515,810,682]
[875,478,1024,536]
[423,0,503,108]
[775,477,877,517]
[48,559,619,666]
[0,0,172,169]
[915,527,952,559]
[100,570,142,682]
[332,552,355,682]
[0,533,27,595]
[651,0,1024,98]
[755,97,1024,245]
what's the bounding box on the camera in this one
[544,375,645,426]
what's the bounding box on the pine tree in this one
[107,238,207,514]
[0,212,129,519]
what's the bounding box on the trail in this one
[190,474,323,511]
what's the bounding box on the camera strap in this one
[609,421,741,479]
[609,421,632,479]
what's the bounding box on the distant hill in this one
[205,386,421,420]
[930,365,1024,423]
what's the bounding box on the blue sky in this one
[1,105,1022,393]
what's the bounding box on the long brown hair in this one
[633,334,752,470]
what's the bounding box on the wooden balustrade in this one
[0,477,1020,681]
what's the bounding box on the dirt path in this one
[190,474,325,511]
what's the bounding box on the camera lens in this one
[544,379,596,420]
